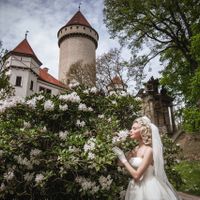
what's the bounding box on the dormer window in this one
[15,76,22,87]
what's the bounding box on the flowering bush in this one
[0,85,140,199]
[0,85,181,199]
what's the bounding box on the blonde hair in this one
[133,117,152,146]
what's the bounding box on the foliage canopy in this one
[104,0,200,132]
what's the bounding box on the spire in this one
[25,30,29,39]
[78,2,82,11]
[66,10,91,27]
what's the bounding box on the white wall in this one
[26,71,38,97]
[37,80,61,96]
[9,68,30,98]
[8,55,40,75]
[5,54,64,98]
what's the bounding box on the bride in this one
[113,116,181,200]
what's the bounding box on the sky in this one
[0,0,162,88]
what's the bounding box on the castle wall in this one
[58,36,96,84]
[37,80,61,95]
[5,55,39,75]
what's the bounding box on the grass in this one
[175,160,200,196]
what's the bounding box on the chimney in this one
[43,67,49,72]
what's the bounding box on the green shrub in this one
[175,161,200,196]
[0,85,181,199]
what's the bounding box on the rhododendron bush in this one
[0,85,182,199]
[0,85,140,199]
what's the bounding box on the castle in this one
[3,10,98,98]
[2,10,175,133]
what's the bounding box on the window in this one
[39,86,45,92]
[46,89,51,94]
[30,80,34,91]
[15,76,22,86]
[39,86,51,94]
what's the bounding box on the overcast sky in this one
[0,0,162,86]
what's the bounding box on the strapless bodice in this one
[129,157,154,179]
[129,157,143,168]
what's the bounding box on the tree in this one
[104,0,200,132]
[68,49,134,94]
[96,48,132,93]
[104,0,199,95]
[0,41,14,99]
[68,60,96,87]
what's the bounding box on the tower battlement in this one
[58,24,98,48]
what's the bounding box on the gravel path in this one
[178,192,200,200]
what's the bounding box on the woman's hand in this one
[112,147,128,164]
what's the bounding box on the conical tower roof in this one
[66,11,91,27]
[12,39,36,56]
[57,10,98,47]
[10,39,42,65]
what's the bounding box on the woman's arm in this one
[117,150,133,167]
[123,147,153,181]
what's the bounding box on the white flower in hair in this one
[141,116,151,125]
[142,116,151,124]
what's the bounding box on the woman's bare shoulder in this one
[144,146,153,156]
[145,146,153,152]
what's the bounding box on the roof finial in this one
[25,30,29,39]
[78,2,82,11]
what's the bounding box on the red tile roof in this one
[39,68,67,89]
[13,39,35,55]
[112,76,124,84]
[11,39,42,65]
[9,39,66,89]
[108,76,124,86]
[66,11,91,27]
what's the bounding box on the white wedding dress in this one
[125,157,179,200]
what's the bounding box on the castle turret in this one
[3,39,42,98]
[4,39,66,98]
[57,10,99,85]
[107,76,128,95]
[136,77,176,134]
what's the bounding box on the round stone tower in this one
[57,10,99,85]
